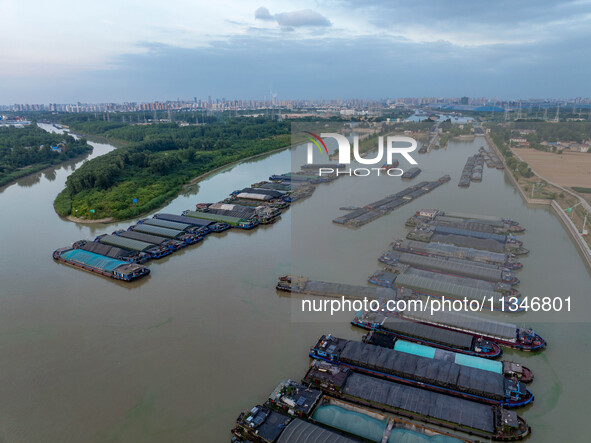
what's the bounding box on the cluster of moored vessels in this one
[243,209,543,442]
[480,146,504,169]
[235,321,541,442]
[406,209,529,256]
[333,176,450,227]
[52,165,343,281]
[459,154,485,187]
[369,210,528,311]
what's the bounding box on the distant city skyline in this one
[1,1,590,102]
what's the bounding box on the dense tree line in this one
[55,118,291,219]
[0,125,92,187]
[488,125,533,178]
[512,122,591,144]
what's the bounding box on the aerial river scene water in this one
[0,123,588,442]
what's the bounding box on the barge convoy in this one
[53,164,342,281]
[310,335,533,407]
[333,176,450,227]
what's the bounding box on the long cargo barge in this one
[393,239,522,270]
[379,250,519,284]
[72,239,149,264]
[276,275,404,301]
[310,335,533,407]
[53,248,150,281]
[96,234,172,259]
[266,380,469,443]
[390,308,546,351]
[369,267,522,312]
[407,210,524,234]
[129,224,202,245]
[402,167,422,179]
[352,310,502,358]
[360,331,533,383]
[304,361,530,441]
[138,217,210,235]
[332,176,449,227]
[153,213,230,232]
[183,210,258,229]
[409,229,530,256]
[114,229,185,251]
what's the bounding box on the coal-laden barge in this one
[360,330,533,383]
[352,310,503,359]
[310,334,533,408]
[304,361,530,441]
[389,307,546,351]
[406,209,525,234]
[392,239,523,270]
[53,248,150,281]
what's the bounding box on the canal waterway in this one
[0,126,588,442]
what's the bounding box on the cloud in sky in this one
[1,0,590,102]
[255,7,331,27]
[254,7,274,21]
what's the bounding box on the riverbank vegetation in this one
[54,118,290,220]
[0,125,92,188]
[488,125,534,178]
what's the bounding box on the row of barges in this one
[459,154,485,187]
[333,176,450,227]
[233,334,533,442]
[52,165,343,281]
[251,208,545,441]
[479,146,504,169]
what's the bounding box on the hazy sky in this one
[1,0,590,103]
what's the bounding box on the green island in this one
[53,117,291,220]
[0,125,92,188]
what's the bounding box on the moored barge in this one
[369,267,522,312]
[129,223,202,245]
[153,213,230,232]
[360,331,533,383]
[96,234,172,259]
[53,248,150,281]
[391,308,546,351]
[73,239,149,264]
[402,167,422,179]
[183,210,258,229]
[233,405,359,443]
[114,229,186,251]
[352,310,502,358]
[392,239,522,270]
[138,217,210,236]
